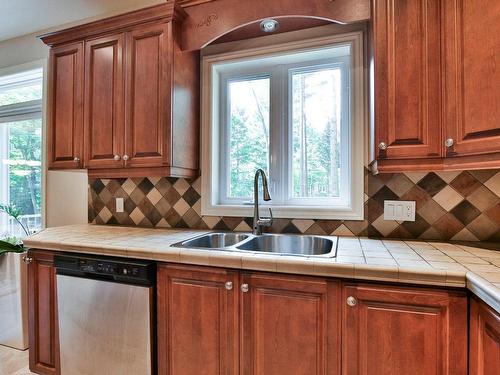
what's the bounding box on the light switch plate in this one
[383,200,416,222]
[116,198,124,213]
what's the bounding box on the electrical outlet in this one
[383,200,416,222]
[116,198,124,213]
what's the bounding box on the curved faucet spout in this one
[253,169,273,235]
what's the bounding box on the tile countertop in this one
[23,224,500,313]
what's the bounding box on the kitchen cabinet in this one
[373,0,500,172]
[157,264,239,375]
[240,272,340,375]
[41,3,199,178]
[469,297,500,375]
[342,283,467,375]
[84,33,125,170]
[373,0,442,162]
[27,250,60,375]
[442,0,500,164]
[156,265,340,375]
[46,42,84,170]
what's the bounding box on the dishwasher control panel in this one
[55,254,155,285]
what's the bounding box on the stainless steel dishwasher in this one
[54,254,155,375]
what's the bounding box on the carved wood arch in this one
[178,0,370,50]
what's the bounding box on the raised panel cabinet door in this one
[470,298,500,375]
[342,283,467,375]
[443,0,500,159]
[84,34,126,169]
[157,264,239,375]
[373,0,442,160]
[28,250,60,375]
[124,23,171,168]
[47,42,84,169]
[240,273,340,375]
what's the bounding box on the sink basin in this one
[173,232,336,257]
[236,234,334,256]
[180,233,249,248]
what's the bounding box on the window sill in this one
[201,203,364,221]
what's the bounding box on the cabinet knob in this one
[225,281,233,290]
[445,138,454,148]
[22,256,33,264]
[241,283,249,293]
[113,155,121,161]
[346,296,357,307]
[378,142,387,150]
[73,157,80,163]
[122,155,129,161]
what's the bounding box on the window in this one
[0,68,43,238]
[202,31,365,219]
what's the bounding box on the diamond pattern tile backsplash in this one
[88,169,500,241]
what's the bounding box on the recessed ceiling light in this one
[260,19,279,33]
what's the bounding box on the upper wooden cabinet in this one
[46,42,84,170]
[469,297,500,375]
[443,0,500,163]
[84,33,126,170]
[41,3,199,178]
[342,283,468,375]
[373,0,500,172]
[373,0,442,161]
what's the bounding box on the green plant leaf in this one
[0,203,22,220]
[0,239,24,255]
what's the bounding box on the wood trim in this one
[87,166,198,178]
[38,3,186,47]
[28,250,60,375]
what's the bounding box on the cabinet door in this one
[124,23,171,168]
[157,264,239,375]
[342,283,467,375]
[47,42,84,169]
[443,0,500,158]
[84,34,125,169]
[28,250,60,375]
[470,298,500,375]
[373,0,442,161]
[240,273,340,375]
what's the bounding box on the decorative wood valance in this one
[178,0,370,50]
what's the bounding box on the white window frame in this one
[201,31,365,220]
[0,61,46,235]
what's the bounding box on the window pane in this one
[0,118,42,238]
[0,69,43,106]
[291,68,342,198]
[227,77,270,198]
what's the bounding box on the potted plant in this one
[0,203,30,350]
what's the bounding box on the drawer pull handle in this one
[241,283,249,293]
[445,138,454,148]
[225,281,233,290]
[378,142,387,150]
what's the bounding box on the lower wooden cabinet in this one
[156,265,340,375]
[27,250,60,375]
[156,264,239,375]
[469,297,500,375]
[342,283,468,375]
[240,272,340,375]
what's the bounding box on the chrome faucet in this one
[253,169,273,235]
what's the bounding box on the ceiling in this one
[0,0,163,42]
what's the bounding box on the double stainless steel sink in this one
[172,232,337,257]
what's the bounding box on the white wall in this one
[0,1,163,228]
